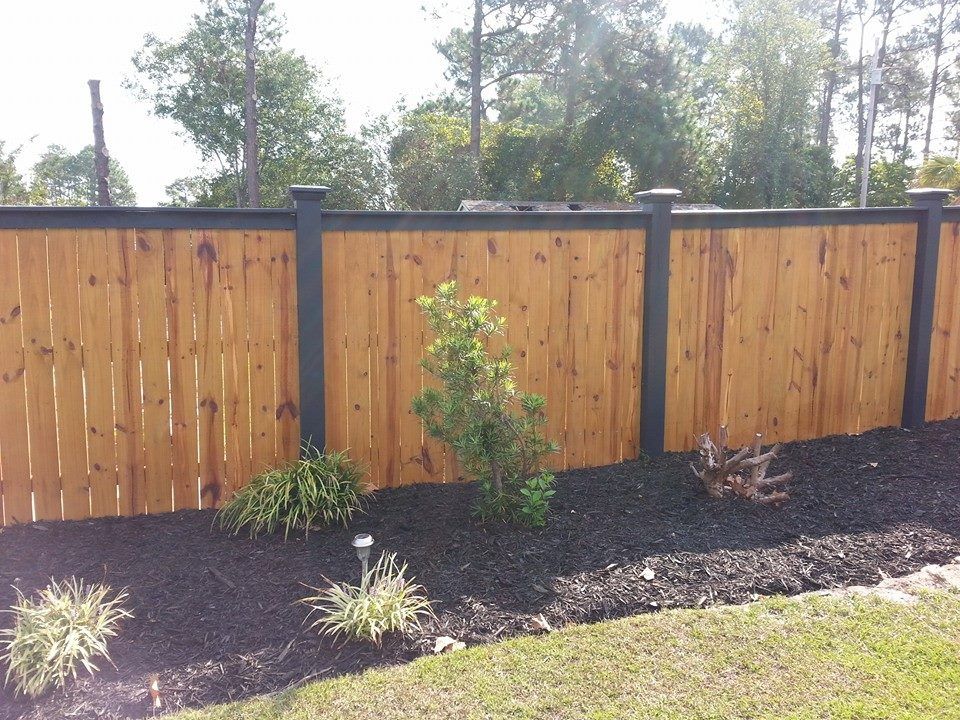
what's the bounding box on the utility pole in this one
[87,79,112,206]
[859,39,882,208]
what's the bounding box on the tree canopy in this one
[29,145,137,207]
[129,0,387,209]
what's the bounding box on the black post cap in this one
[906,188,952,205]
[634,188,682,204]
[290,185,331,204]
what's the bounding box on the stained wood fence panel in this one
[322,228,646,488]
[928,221,960,421]
[4,210,957,525]
[0,227,298,526]
[664,223,917,452]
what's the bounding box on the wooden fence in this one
[0,191,958,525]
[930,220,960,422]
[664,223,918,450]
[0,219,299,525]
[318,228,645,488]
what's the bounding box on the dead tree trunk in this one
[244,0,265,208]
[87,80,111,207]
[691,427,792,505]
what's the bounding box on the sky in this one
[0,0,841,205]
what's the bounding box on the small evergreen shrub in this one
[300,552,433,646]
[412,281,560,524]
[216,443,365,539]
[518,472,556,527]
[1,578,130,698]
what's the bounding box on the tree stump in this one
[690,426,792,505]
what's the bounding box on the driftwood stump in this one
[690,426,792,504]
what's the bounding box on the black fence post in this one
[902,187,951,428]
[290,185,331,450]
[635,188,682,455]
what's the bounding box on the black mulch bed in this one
[2,420,960,719]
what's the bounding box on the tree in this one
[920,0,960,158]
[87,80,112,206]
[29,145,136,207]
[129,0,386,209]
[434,0,709,203]
[387,108,480,210]
[833,153,912,205]
[708,0,829,207]
[818,0,852,147]
[0,142,29,204]
[918,153,960,194]
[849,0,919,178]
[875,42,927,162]
[436,0,549,163]
[412,281,558,524]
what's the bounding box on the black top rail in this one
[0,203,934,232]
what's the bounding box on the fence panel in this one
[0,226,298,526]
[4,199,959,524]
[321,227,646,488]
[928,221,960,421]
[664,223,918,452]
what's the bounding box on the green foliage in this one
[706,0,829,208]
[387,109,480,210]
[0,141,29,205]
[1,578,130,698]
[412,281,559,523]
[28,144,137,206]
[129,0,387,209]
[832,155,913,207]
[518,472,556,528]
[918,155,960,198]
[216,444,365,539]
[301,552,433,646]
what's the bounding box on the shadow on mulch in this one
[1,420,958,719]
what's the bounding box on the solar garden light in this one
[352,533,374,581]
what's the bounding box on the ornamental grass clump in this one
[216,443,365,539]
[412,281,559,524]
[1,578,130,698]
[300,552,433,646]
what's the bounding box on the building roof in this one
[457,199,722,212]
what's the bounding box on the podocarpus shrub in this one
[1,578,130,698]
[216,443,365,539]
[412,281,559,524]
[300,552,434,646]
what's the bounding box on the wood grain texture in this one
[0,232,32,524]
[329,228,646,487]
[928,221,960,420]
[47,229,90,520]
[0,215,947,518]
[664,223,917,451]
[0,227,296,525]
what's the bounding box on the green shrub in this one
[519,472,556,527]
[300,552,434,646]
[1,578,130,698]
[412,281,560,523]
[216,443,365,539]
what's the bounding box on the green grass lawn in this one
[176,590,960,720]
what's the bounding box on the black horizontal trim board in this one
[0,205,928,233]
[673,206,922,229]
[0,206,296,230]
[321,210,653,231]
[938,206,960,220]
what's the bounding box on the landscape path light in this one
[352,533,374,583]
